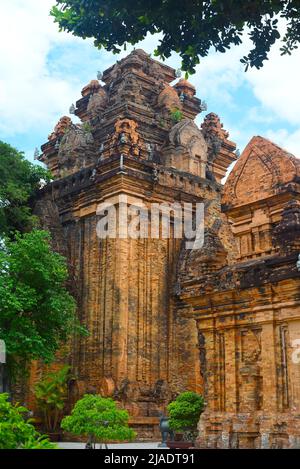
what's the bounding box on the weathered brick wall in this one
[179,135,300,448]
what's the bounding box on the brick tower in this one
[33,49,237,436]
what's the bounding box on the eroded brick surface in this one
[179,136,300,448]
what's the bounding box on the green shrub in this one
[167,391,204,433]
[0,230,87,381]
[0,393,58,449]
[35,365,70,433]
[61,394,136,448]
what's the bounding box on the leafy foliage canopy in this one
[51,1,300,73]
[0,230,86,377]
[0,141,50,238]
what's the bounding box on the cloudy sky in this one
[1,0,300,163]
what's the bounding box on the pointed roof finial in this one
[69,103,76,114]
[34,147,40,160]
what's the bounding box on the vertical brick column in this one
[260,321,278,413]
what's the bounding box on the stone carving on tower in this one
[163,119,208,177]
[201,112,237,182]
[110,118,142,157]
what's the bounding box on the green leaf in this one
[0,394,58,449]
[167,391,204,431]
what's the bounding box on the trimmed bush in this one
[167,391,204,436]
[61,394,136,448]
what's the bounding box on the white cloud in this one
[185,34,300,156]
[188,24,300,127]
[246,106,277,125]
[244,42,300,156]
[0,1,170,143]
[264,128,300,157]
[246,47,300,125]
[191,44,247,108]
[0,0,84,137]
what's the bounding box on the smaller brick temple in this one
[28,50,300,447]
[178,136,300,448]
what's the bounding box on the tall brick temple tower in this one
[32,50,237,436]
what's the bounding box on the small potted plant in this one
[61,394,136,448]
[166,391,204,449]
[35,365,70,441]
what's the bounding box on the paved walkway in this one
[58,442,162,449]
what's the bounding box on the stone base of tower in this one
[128,417,161,441]
[196,411,300,449]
